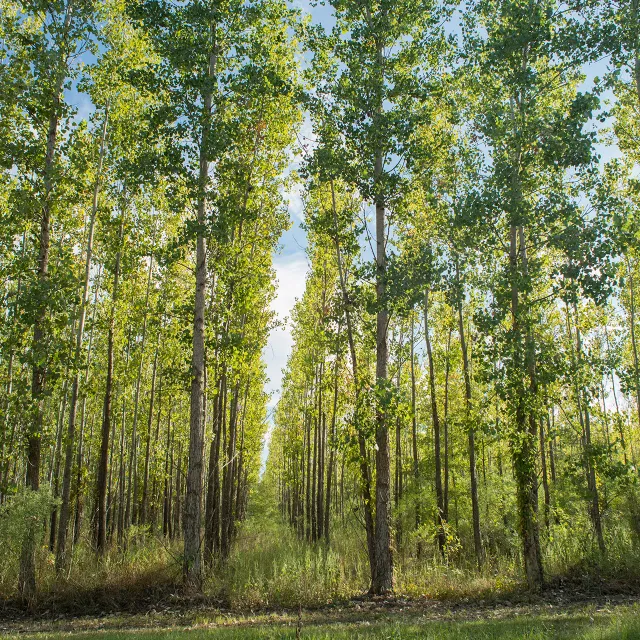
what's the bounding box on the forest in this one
[1,0,640,638]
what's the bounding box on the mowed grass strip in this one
[4,604,640,640]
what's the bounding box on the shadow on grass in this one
[9,605,640,640]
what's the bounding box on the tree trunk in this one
[140,341,159,526]
[510,223,543,591]
[204,372,222,564]
[627,259,640,433]
[456,265,483,568]
[410,317,420,555]
[395,336,403,552]
[50,376,70,551]
[221,382,239,558]
[571,298,605,554]
[19,3,74,595]
[424,291,446,556]
[539,417,550,530]
[443,326,451,524]
[56,106,108,571]
[184,36,218,587]
[324,339,340,543]
[329,180,376,583]
[125,251,154,530]
[372,150,393,594]
[95,211,124,552]
[1,232,26,504]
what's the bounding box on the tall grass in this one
[1,483,639,606]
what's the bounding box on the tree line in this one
[266,0,640,595]
[0,0,300,597]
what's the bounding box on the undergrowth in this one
[1,484,639,609]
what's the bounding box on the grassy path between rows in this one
[2,601,640,639]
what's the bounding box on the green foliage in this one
[0,488,56,589]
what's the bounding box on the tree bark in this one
[140,341,159,526]
[510,223,543,591]
[372,154,393,594]
[329,180,376,580]
[571,298,605,555]
[424,292,446,556]
[20,2,74,594]
[56,106,108,571]
[183,40,216,589]
[456,265,483,568]
[95,210,124,552]
[324,337,340,543]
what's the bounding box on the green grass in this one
[4,604,640,640]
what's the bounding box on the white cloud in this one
[260,252,308,474]
[263,253,308,405]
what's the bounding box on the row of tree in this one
[0,0,300,596]
[267,0,640,594]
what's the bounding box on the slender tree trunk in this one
[204,373,222,565]
[1,232,26,504]
[324,339,340,543]
[317,360,325,541]
[117,396,126,547]
[372,152,393,594]
[163,407,173,538]
[56,106,108,572]
[456,265,482,568]
[183,66,213,587]
[410,317,420,555]
[117,334,131,547]
[424,292,446,556]
[547,411,556,483]
[395,337,403,552]
[96,211,124,552]
[73,265,100,548]
[571,298,605,555]
[539,417,550,530]
[221,382,239,558]
[443,326,451,523]
[311,394,318,541]
[50,375,70,552]
[329,181,376,580]
[510,222,543,591]
[125,251,154,530]
[627,259,640,432]
[19,3,74,595]
[141,341,159,526]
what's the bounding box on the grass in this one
[3,603,640,639]
[1,484,639,638]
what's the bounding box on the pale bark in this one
[183,40,217,588]
[424,292,446,556]
[95,211,124,552]
[140,341,159,525]
[372,154,393,594]
[456,265,483,567]
[125,252,154,529]
[19,1,74,595]
[56,106,108,571]
[329,180,376,580]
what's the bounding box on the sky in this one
[260,2,330,410]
